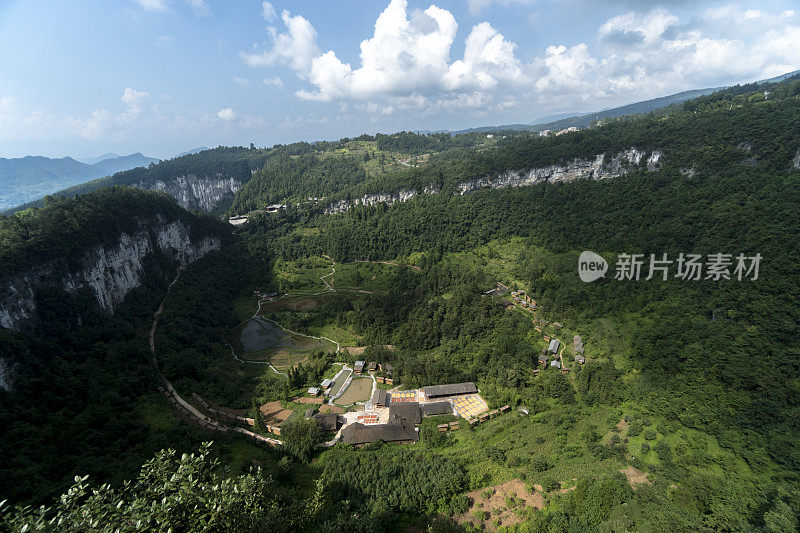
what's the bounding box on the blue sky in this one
[0,0,798,158]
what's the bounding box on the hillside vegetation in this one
[1,76,800,531]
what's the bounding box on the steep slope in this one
[0,188,229,334]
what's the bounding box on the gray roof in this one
[422,401,453,417]
[550,360,561,368]
[538,354,549,363]
[548,339,561,353]
[574,354,585,363]
[340,417,418,445]
[371,389,391,407]
[389,402,422,424]
[423,382,477,398]
[312,413,341,431]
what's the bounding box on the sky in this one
[0,0,798,159]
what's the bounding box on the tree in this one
[282,418,324,462]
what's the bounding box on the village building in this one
[422,401,454,417]
[370,389,391,408]
[548,339,561,353]
[340,415,419,446]
[308,387,321,396]
[550,360,561,369]
[422,382,478,399]
[320,378,332,389]
[354,361,365,373]
[312,413,342,432]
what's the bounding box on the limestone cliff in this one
[133,174,244,212]
[0,218,221,332]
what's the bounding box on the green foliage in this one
[281,418,325,463]
[0,443,287,532]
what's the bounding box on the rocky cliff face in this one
[134,174,243,212]
[325,148,661,213]
[454,148,661,195]
[793,149,800,170]
[0,357,12,391]
[0,218,221,332]
[324,186,440,214]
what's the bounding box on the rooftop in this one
[422,382,478,398]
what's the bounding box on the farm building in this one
[370,389,391,407]
[340,416,419,446]
[368,361,377,372]
[574,354,586,364]
[423,382,478,399]
[389,402,422,424]
[308,387,321,396]
[538,354,549,365]
[550,360,561,369]
[321,378,332,389]
[422,401,453,417]
[304,408,317,418]
[312,413,342,432]
[354,361,365,373]
[548,339,561,353]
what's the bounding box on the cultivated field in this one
[335,377,373,405]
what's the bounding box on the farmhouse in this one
[312,413,342,432]
[354,361,365,373]
[550,360,561,369]
[368,361,377,372]
[548,339,561,353]
[423,382,478,399]
[574,354,585,364]
[340,416,419,446]
[308,387,321,396]
[422,401,454,417]
[538,354,549,365]
[370,388,391,408]
[389,402,422,424]
[321,378,332,389]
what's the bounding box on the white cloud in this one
[535,44,596,93]
[240,10,320,75]
[132,0,169,11]
[261,1,276,21]
[186,0,211,17]
[217,107,236,121]
[234,77,249,87]
[744,10,761,20]
[262,76,284,88]
[120,88,150,123]
[70,109,112,140]
[246,0,526,108]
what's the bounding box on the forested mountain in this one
[0,153,158,210]
[2,74,800,531]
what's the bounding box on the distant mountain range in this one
[0,152,159,210]
[453,70,799,135]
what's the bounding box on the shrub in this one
[643,429,657,441]
[542,478,561,492]
[640,442,650,454]
[642,417,652,427]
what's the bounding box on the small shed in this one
[308,387,321,396]
[354,361,365,373]
[321,378,332,389]
[548,339,561,353]
[367,361,377,372]
[538,354,549,365]
[550,360,561,369]
[574,354,585,364]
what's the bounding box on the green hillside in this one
[2,76,800,531]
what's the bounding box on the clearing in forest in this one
[456,479,544,531]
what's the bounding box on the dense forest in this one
[1,76,800,531]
